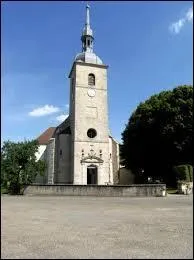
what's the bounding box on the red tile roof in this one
[37,127,56,145]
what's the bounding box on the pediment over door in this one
[81,155,103,164]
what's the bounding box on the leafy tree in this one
[1,140,46,194]
[121,85,193,186]
[173,164,193,182]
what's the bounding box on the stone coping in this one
[31,184,166,187]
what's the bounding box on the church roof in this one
[75,52,103,65]
[37,127,56,145]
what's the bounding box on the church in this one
[34,5,121,185]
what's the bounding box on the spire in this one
[86,4,90,27]
[81,4,94,53]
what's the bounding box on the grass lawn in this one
[1,187,8,194]
[167,188,178,194]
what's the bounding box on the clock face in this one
[87,88,96,97]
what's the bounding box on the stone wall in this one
[110,137,120,184]
[24,184,166,197]
[35,145,47,161]
[55,134,71,184]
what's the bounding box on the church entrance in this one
[87,165,97,185]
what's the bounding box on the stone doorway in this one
[87,165,97,184]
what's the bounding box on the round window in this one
[87,128,97,138]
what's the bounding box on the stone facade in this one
[54,134,71,184]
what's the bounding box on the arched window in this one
[88,73,95,86]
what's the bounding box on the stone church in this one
[35,5,121,185]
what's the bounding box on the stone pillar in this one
[82,163,87,185]
[47,138,55,185]
[98,163,103,185]
[109,155,113,184]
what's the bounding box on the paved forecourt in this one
[1,194,193,259]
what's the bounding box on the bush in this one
[1,186,8,194]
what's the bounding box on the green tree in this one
[173,164,193,182]
[121,85,193,186]
[1,140,46,194]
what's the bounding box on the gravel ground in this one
[1,194,193,259]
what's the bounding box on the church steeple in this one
[81,4,94,53]
[75,4,103,65]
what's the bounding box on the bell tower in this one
[69,4,112,185]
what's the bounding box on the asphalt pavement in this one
[1,194,193,259]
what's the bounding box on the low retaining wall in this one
[24,184,166,197]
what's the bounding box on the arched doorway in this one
[87,165,97,184]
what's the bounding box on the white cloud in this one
[56,114,68,122]
[186,7,193,22]
[169,6,193,34]
[169,18,185,34]
[29,105,60,117]
[65,104,69,109]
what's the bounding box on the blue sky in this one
[2,1,193,144]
